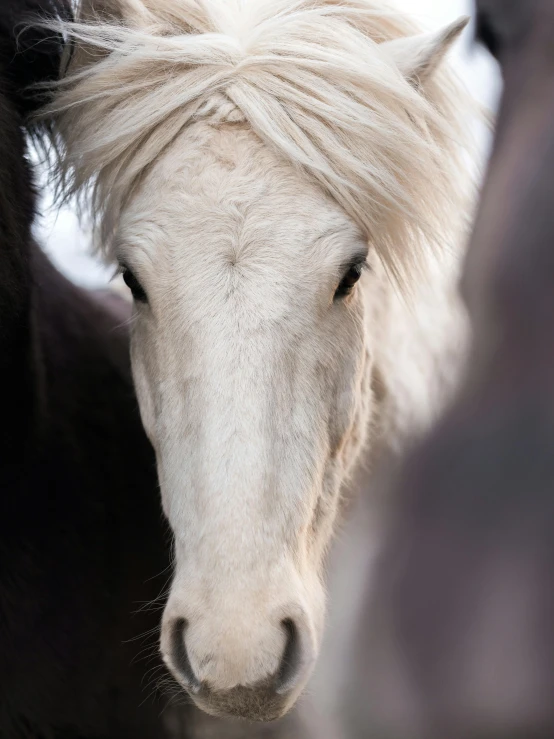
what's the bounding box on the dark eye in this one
[476,10,501,58]
[122,267,148,303]
[335,261,365,300]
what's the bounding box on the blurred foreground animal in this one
[0,2,173,737]
[344,2,554,738]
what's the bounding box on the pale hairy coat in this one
[40,0,475,722]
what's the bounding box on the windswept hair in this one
[39,0,475,285]
[0,0,71,117]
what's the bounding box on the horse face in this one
[119,123,376,720]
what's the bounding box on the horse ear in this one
[382,17,469,85]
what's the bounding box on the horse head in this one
[41,0,472,721]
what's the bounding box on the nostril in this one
[275,618,304,695]
[170,618,201,695]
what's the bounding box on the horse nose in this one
[167,613,314,720]
[170,618,201,694]
[275,617,306,694]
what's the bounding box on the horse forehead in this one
[130,123,355,259]
[144,124,301,200]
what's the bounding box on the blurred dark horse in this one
[0,3,174,737]
[346,2,554,738]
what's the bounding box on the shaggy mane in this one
[39,0,475,285]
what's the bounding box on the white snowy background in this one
[35,0,502,288]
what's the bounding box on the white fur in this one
[40,0,475,720]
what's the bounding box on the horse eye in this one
[335,262,364,300]
[122,267,148,303]
[476,10,501,58]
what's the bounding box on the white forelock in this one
[41,0,473,289]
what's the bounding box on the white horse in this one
[42,0,474,722]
